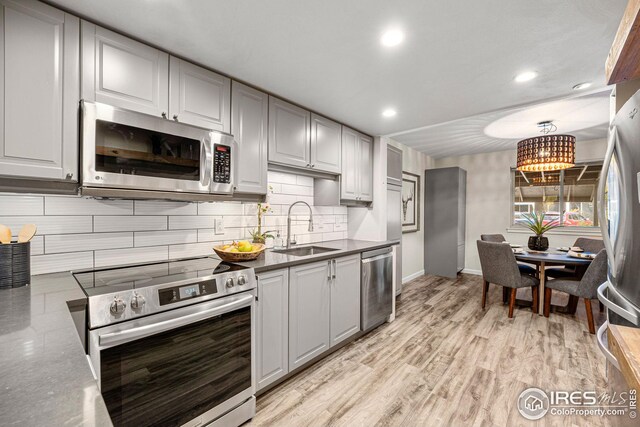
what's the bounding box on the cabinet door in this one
[330,255,361,347]
[340,126,359,201]
[82,21,169,117]
[256,269,289,391]
[268,96,310,169]
[169,57,230,132]
[0,0,79,181]
[358,134,374,202]
[231,82,268,194]
[310,113,341,174]
[289,260,331,370]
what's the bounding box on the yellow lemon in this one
[229,248,240,253]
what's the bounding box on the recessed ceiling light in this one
[572,82,592,90]
[514,71,538,83]
[382,109,397,118]
[380,30,404,47]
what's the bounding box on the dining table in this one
[514,249,594,316]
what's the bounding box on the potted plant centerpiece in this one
[249,202,273,244]
[521,212,561,251]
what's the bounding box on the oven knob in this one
[130,293,146,310]
[237,275,246,286]
[109,297,126,315]
[226,278,235,288]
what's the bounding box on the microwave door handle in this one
[201,138,212,188]
[98,293,253,348]
[597,130,618,276]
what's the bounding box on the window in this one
[512,161,602,228]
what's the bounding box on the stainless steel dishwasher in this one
[361,247,394,332]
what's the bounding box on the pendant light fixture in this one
[516,121,575,172]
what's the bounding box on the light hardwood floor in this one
[247,274,609,427]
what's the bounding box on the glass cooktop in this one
[73,256,247,297]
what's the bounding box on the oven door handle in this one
[98,293,253,348]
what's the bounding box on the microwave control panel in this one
[213,144,231,183]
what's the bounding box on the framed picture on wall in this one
[402,171,420,233]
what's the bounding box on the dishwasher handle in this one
[362,252,393,264]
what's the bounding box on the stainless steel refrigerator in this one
[596,88,640,376]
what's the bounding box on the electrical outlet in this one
[215,218,224,235]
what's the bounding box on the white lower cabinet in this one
[256,269,289,391]
[288,260,331,371]
[330,254,361,347]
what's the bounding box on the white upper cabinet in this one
[358,133,374,202]
[231,82,268,194]
[81,21,169,117]
[169,57,230,132]
[340,126,373,203]
[268,96,311,169]
[0,0,79,181]
[310,113,341,174]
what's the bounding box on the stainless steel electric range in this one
[72,256,257,427]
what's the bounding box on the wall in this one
[434,138,608,273]
[0,171,347,275]
[387,138,435,282]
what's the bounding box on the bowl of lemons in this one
[213,240,266,262]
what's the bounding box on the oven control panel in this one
[213,143,231,184]
[158,279,218,306]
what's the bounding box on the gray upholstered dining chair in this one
[477,240,540,318]
[546,237,605,279]
[543,249,607,334]
[480,234,536,276]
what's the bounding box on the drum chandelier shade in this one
[516,134,575,172]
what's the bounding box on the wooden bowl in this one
[213,243,266,262]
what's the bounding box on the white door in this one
[330,255,361,347]
[81,21,169,117]
[340,126,359,201]
[268,96,311,169]
[169,57,230,131]
[0,0,79,181]
[231,82,268,194]
[310,113,341,174]
[358,134,374,202]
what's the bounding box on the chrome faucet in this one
[286,201,314,248]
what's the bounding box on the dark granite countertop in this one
[0,272,112,427]
[0,239,394,426]
[235,239,398,273]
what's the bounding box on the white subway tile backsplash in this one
[46,232,133,254]
[45,196,133,216]
[169,215,217,230]
[30,236,44,256]
[94,216,167,232]
[135,230,198,247]
[0,216,93,235]
[296,175,314,187]
[95,246,168,268]
[198,202,244,216]
[280,184,313,196]
[31,252,94,276]
[267,171,297,185]
[134,200,197,216]
[0,195,43,216]
[169,242,220,259]
[4,171,348,275]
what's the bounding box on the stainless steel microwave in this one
[80,101,235,201]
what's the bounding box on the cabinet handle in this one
[306,163,311,167]
[65,173,74,180]
[161,112,167,119]
[332,259,336,279]
[327,261,332,280]
[173,114,179,121]
[311,164,315,168]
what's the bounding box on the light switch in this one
[215,218,224,235]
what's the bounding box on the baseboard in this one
[462,268,482,276]
[402,269,425,283]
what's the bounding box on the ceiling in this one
[390,90,611,158]
[49,0,626,151]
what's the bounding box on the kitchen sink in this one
[272,246,339,257]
